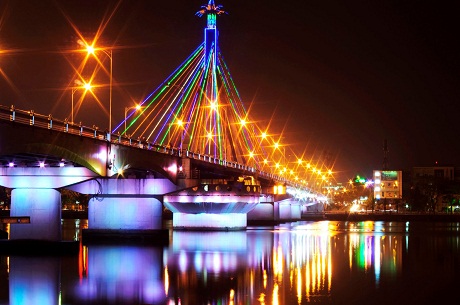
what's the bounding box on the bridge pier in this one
[247,194,278,222]
[69,178,176,242]
[278,199,302,221]
[0,167,98,241]
[164,183,260,230]
[172,213,247,230]
[248,194,301,223]
[87,196,163,230]
[10,188,62,241]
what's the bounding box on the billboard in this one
[373,170,402,199]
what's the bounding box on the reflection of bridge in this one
[0,1,329,241]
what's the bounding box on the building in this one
[410,164,460,212]
[412,165,455,182]
[373,170,402,200]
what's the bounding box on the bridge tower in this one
[161,1,265,230]
[196,0,230,158]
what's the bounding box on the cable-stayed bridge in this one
[0,1,331,241]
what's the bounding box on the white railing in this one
[1,105,311,188]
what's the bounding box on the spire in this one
[383,139,389,170]
[196,0,228,28]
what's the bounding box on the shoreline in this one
[2,210,460,224]
[303,212,460,222]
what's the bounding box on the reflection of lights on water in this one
[194,253,203,270]
[375,236,381,286]
[179,251,187,272]
[263,269,267,288]
[296,267,302,304]
[273,244,283,280]
[160,221,405,303]
[164,266,169,296]
[272,283,279,305]
[229,289,235,305]
[258,292,266,304]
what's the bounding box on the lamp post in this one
[71,80,90,124]
[71,88,77,124]
[79,40,113,132]
[274,141,286,167]
[124,104,143,131]
[177,119,185,150]
[166,120,186,148]
[104,49,113,133]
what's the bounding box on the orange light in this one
[83,82,92,91]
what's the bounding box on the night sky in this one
[1,0,459,183]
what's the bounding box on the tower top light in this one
[196,0,228,29]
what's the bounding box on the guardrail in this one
[0,105,312,189]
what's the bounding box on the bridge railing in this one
[1,105,303,188]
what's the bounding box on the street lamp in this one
[176,119,184,149]
[79,40,113,132]
[274,141,286,165]
[71,87,78,124]
[71,80,91,124]
[166,120,186,148]
[124,104,143,131]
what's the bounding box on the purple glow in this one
[87,197,163,230]
[9,257,60,305]
[73,245,166,303]
[172,212,247,229]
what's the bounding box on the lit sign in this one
[381,171,398,181]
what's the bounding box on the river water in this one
[1,219,460,304]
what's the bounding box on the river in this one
[1,219,459,304]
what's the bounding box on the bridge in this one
[0,1,331,242]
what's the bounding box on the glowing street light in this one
[273,141,286,165]
[124,104,143,131]
[175,119,189,150]
[78,40,113,132]
[71,80,91,124]
[166,120,186,148]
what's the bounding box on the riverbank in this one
[303,212,460,222]
[2,210,460,223]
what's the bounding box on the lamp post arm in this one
[101,49,113,133]
[124,107,128,132]
[109,50,112,133]
[71,87,78,124]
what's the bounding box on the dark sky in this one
[1,0,459,183]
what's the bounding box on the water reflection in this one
[9,256,60,305]
[72,245,165,304]
[1,220,460,304]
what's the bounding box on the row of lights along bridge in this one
[66,39,333,189]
